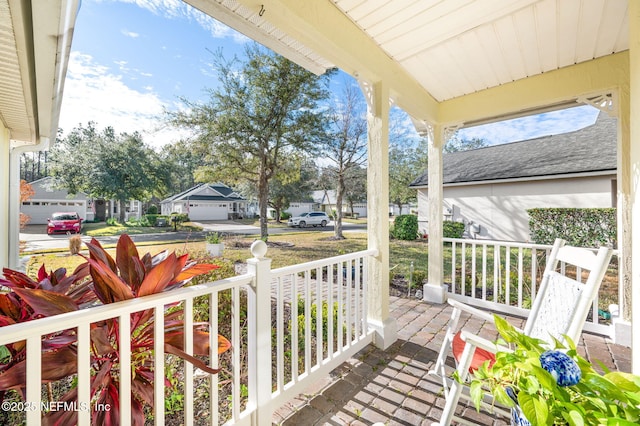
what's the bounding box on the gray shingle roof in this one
[410,112,617,187]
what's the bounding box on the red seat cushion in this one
[452,331,496,373]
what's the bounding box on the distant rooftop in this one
[410,112,617,187]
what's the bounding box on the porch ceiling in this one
[1,0,78,144]
[185,0,629,123]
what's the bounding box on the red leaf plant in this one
[0,234,231,425]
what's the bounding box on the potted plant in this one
[205,232,224,257]
[469,316,640,425]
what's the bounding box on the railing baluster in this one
[494,244,500,303]
[304,270,312,374]
[25,336,41,426]
[291,273,299,382]
[154,304,165,426]
[184,298,194,426]
[231,286,240,420]
[505,246,511,306]
[531,248,538,301]
[276,277,284,391]
[338,262,344,351]
[471,242,477,299]
[346,260,353,346]
[327,265,334,359]
[209,292,219,426]
[481,244,487,301]
[461,242,466,296]
[119,313,132,426]
[451,241,456,294]
[77,323,91,425]
[518,247,524,308]
[316,266,322,366]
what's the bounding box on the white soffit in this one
[0,0,32,141]
[333,0,629,102]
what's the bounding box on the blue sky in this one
[58,0,600,149]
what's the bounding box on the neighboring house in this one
[410,112,617,242]
[161,183,247,220]
[21,177,94,224]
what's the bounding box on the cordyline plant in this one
[0,235,231,425]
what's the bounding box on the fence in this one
[442,238,619,336]
[0,244,377,425]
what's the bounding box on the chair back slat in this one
[524,239,613,345]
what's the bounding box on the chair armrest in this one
[448,299,525,334]
[459,330,511,354]
[448,299,497,323]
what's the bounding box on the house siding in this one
[417,174,614,242]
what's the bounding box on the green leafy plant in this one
[527,208,616,248]
[443,220,465,238]
[0,234,231,425]
[205,232,223,244]
[469,315,640,425]
[392,214,418,240]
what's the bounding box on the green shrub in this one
[147,204,159,215]
[170,213,190,224]
[145,214,159,226]
[280,211,292,220]
[393,214,418,240]
[106,217,119,226]
[443,221,465,238]
[527,208,616,248]
[411,270,427,288]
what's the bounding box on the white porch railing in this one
[0,246,377,425]
[442,238,619,336]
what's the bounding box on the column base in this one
[369,317,397,350]
[422,283,447,304]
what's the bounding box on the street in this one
[19,220,367,252]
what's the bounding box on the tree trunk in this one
[119,199,127,223]
[334,174,345,239]
[258,175,269,241]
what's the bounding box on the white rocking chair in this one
[430,238,613,426]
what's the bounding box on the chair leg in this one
[434,339,476,426]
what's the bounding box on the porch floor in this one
[273,296,632,425]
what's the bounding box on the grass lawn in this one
[24,231,425,280]
[82,221,202,237]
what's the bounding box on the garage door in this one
[21,200,86,224]
[187,203,228,221]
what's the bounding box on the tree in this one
[343,166,367,217]
[268,158,315,222]
[444,135,488,153]
[167,44,331,239]
[321,80,368,239]
[49,122,170,222]
[389,142,427,214]
[19,180,35,229]
[160,139,205,194]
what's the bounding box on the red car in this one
[47,212,83,235]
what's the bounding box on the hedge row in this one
[527,208,616,248]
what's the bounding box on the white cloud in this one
[457,105,600,145]
[108,0,249,42]
[58,52,187,148]
[121,29,140,38]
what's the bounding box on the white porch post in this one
[0,125,9,269]
[362,80,397,350]
[423,123,447,303]
[629,0,640,375]
[246,240,273,425]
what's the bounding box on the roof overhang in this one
[184,0,629,126]
[1,0,79,145]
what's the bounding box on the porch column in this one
[423,123,447,303]
[361,79,397,350]
[629,0,640,374]
[0,124,9,269]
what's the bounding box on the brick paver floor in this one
[273,296,632,425]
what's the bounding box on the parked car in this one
[288,211,330,228]
[47,212,83,235]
